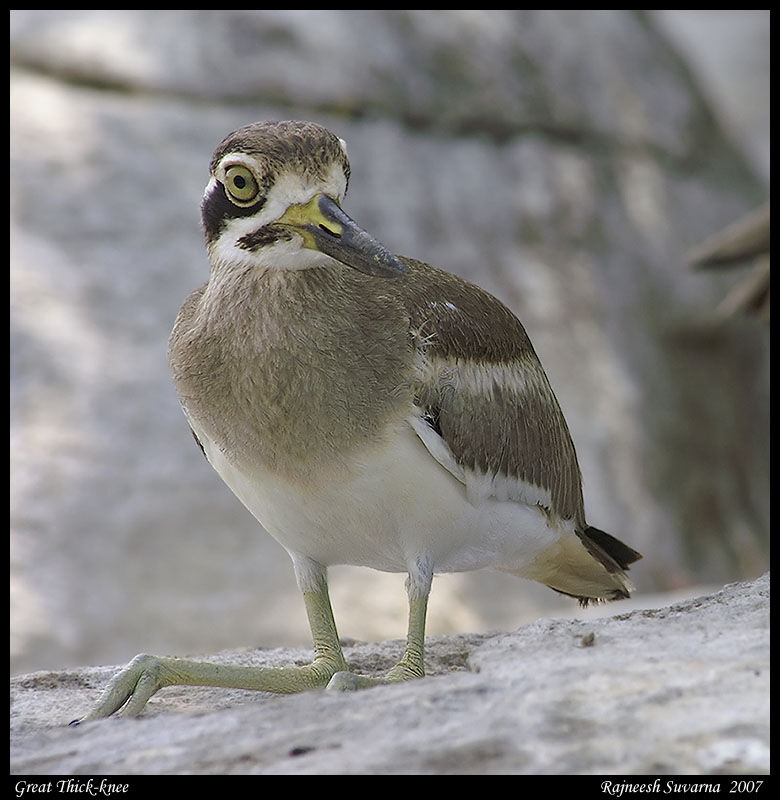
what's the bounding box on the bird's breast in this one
[168,268,415,479]
[195,416,565,574]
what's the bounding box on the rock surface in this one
[10,574,770,775]
[10,11,769,678]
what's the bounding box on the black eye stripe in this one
[201,182,267,242]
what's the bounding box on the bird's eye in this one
[224,165,260,204]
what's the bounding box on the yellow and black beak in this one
[277,194,405,278]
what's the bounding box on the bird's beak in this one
[276,194,405,277]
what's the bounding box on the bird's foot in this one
[326,660,424,691]
[72,650,346,723]
[72,653,181,723]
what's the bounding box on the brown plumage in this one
[80,120,642,721]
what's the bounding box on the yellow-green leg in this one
[74,576,347,722]
[327,584,429,691]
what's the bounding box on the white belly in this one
[195,420,565,578]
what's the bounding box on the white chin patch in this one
[211,232,336,272]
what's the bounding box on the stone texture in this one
[10,575,770,775]
[10,11,769,678]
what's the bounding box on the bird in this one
[79,120,641,720]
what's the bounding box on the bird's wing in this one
[399,259,585,526]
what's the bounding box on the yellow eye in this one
[224,165,260,204]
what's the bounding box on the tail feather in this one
[578,526,643,571]
[560,526,642,606]
[500,524,642,606]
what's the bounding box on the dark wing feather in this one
[397,258,585,526]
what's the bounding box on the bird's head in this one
[201,120,405,278]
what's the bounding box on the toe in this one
[326,671,365,691]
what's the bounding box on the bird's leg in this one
[327,559,431,691]
[74,567,346,722]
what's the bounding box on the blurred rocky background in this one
[10,10,769,677]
